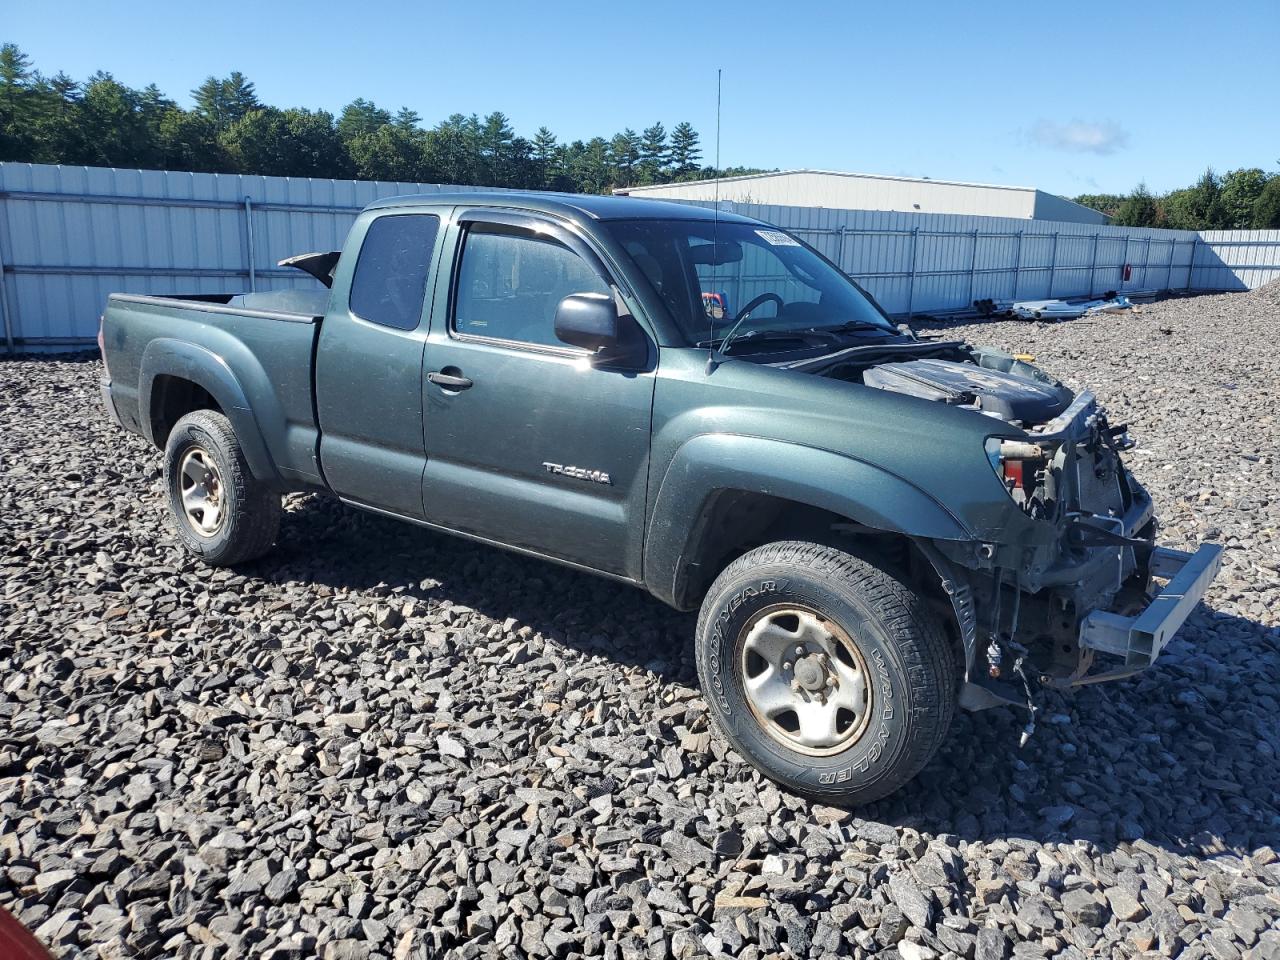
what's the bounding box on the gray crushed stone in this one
[1,286,1278,958]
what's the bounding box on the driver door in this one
[420,211,657,578]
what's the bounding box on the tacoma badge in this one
[543,461,612,485]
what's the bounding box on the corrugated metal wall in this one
[0,163,504,347]
[1,162,1277,351]
[1195,229,1280,292]
[707,200,1212,316]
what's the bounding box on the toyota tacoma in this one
[98,193,1222,805]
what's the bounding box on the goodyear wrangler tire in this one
[695,540,957,806]
[163,410,281,566]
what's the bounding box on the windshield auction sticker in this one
[754,229,801,246]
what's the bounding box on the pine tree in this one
[222,72,259,124]
[1113,184,1161,227]
[532,126,558,161]
[422,114,482,185]
[572,137,613,194]
[609,129,641,186]
[669,122,701,178]
[639,123,667,183]
[479,111,517,185]
[0,43,38,157]
[532,127,563,189]
[392,107,421,130]
[337,98,391,141]
[191,72,259,130]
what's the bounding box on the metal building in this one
[615,169,1109,225]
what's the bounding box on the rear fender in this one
[139,338,280,485]
[645,433,971,608]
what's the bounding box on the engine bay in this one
[795,340,1138,535]
[804,341,1075,429]
[861,358,1073,425]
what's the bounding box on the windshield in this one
[602,218,895,346]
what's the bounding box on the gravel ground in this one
[2,286,1279,960]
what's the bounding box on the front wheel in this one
[163,410,281,566]
[695,541,957,806]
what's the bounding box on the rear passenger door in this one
[315,209,446,518]
[420,210,656,579]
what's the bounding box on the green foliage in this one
[220,108,351,179]
[0,43,770,194]
[1112,184,1162,227]
[1077,166,1279,231]
[1072,194,1126,218]
[1253,177,1280,229]
[1162,169,1225,230]
[1220,168,1268,229]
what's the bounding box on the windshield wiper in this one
[695,328,807,352]
[809,319,896,336]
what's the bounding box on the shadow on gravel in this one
[258,496,1280,863]
[256,492,698,686]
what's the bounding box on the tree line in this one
[1075,168,1280,230]
[0,43,765,192]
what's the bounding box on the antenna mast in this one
[707,68,722,375]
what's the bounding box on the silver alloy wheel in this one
[178,446,225,537]
[738,605,873,755]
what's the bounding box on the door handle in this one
[427,369,473,390]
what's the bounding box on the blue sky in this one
[7,0,1278,196]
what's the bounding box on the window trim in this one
[447,213,620,357]
[348,211,442,333]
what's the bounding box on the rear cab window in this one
[349,214,441,330]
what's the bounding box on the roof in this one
[617,168,1042,195]
[366,190,760,223]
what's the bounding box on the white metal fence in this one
[1,162,1277,351]
[708,201,1278,317]
[1192,229,1280,293]
[0,163,504,349]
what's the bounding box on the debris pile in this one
[974,293,1136,322]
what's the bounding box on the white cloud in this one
[1031,120,1130,155]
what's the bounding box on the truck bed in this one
[100,291,325,488]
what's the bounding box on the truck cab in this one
[314,198,660,578]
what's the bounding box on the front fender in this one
[645,433,972,608]
[139,338,280,485]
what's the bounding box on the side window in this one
[349,214,441,330]
[453,226,611,348]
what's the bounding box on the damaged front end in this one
[803,339,1222,723]
[924,383,1222,716]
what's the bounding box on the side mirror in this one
[554,292,619,353]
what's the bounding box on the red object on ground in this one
[0,907,54,960]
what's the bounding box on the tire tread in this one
[696,540,957,805]
[164,410,280,566]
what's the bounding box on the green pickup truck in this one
[99,192,1221,805]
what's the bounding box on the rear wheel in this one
[163,410,280,565]
[695,540,957,805]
